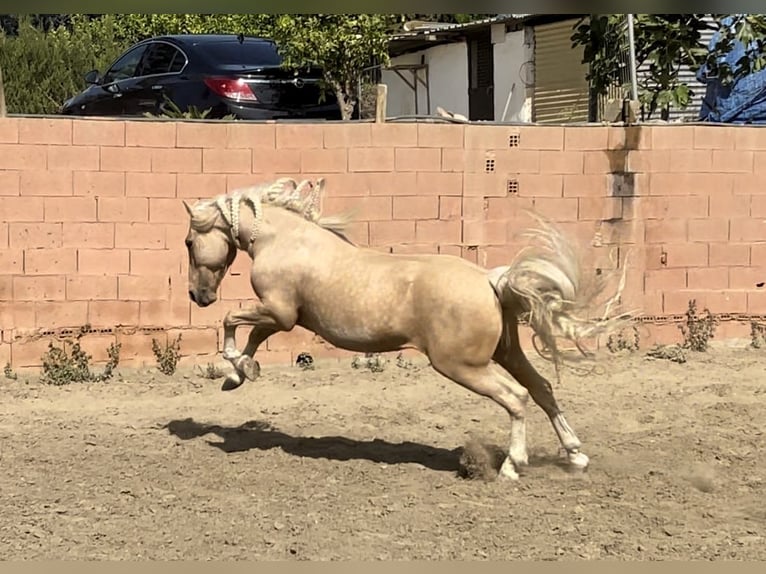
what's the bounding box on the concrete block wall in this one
[1,117,764,369]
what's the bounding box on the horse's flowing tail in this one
[493,213,634,371]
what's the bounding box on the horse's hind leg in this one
[493,317,589,470]
[429,356,530,480]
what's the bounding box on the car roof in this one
[142,34,276,47]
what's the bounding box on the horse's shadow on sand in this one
[164,418,464,472]
[164,418,572,477]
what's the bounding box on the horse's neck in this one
[260,205,313,237]
[250,205,352,252]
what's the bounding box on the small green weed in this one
[606,325,640,353]
[646,343,687,364]
[40,327,121,386]
[351,352,388,373]
[395,352,415,369]
[196,362,225,379]
[152,334,182,376]
[750,322,766,349]
[679,299,717,352]
[4,362,18,380]
[144,94,236,120]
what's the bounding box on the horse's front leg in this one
[220,305,285,390]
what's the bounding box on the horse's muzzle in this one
[189,289,214,308]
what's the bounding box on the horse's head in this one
[183,198,238,308]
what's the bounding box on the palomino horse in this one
[183,177,630,481]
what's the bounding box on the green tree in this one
[110,13,273,45]
[572,14,766,120]
[269,14,394,120]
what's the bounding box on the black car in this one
[60,34,342,120]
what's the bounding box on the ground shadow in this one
[164,417,463,472]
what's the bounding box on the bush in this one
[152,334,182,376]
[39,328,122,386]
[0,15,128,114]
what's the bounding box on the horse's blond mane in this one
[189,177,353,244]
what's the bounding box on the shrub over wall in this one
[0,15,128,115]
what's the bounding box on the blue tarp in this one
[697,15,766,124]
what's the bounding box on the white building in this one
[382,14,712,124]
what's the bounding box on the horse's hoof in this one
[568,451,590,471]
[238,356,261,381]
[221,374,245,391]
[497,458,521,481]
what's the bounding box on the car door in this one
[122,41,189,117]
[82,44,149,116]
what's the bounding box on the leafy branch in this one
[572,14,766,120]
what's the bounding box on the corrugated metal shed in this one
[390,15,531,41]
[388,14,545,57]
[532,18,590,123]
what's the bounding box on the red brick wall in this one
[1,117,764,369]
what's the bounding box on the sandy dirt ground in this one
[1,344,764,560]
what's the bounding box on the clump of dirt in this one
[458,436,505,481]
[684,462,717,493]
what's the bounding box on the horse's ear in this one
[182,200,193,217]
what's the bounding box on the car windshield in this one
[202,40,282,68]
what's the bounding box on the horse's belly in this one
[296,280,416,353]
[298,311,413,354]
[318,331,411,354]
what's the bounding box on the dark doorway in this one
[467,29,495,121]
